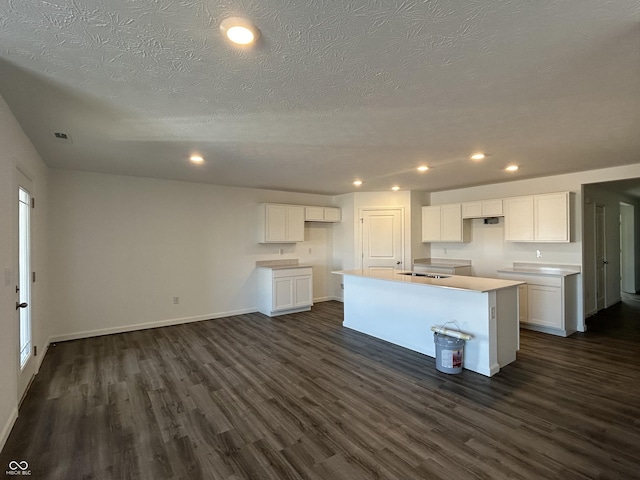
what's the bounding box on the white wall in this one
[0,94,49,450]
[48,170,336,340]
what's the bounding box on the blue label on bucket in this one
[441,349,463,369]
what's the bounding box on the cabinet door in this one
[265,204,288,242]
[504,196,534,241]
[287,206,305,242]
[441,204,463,241]
[324,207,341,222]
[527,285,562,328]
[482,199,503,217]
[293,275,313,307]
[534,192,569,242]
[421,206,441,242]
[304,206,325,221]
[273,277,295,311]
[462,202,482,219]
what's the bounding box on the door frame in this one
[619,202,635,294]
[595,203,607,312]
[15,167,37,404]
[357,206,406,270]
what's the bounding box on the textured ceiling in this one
[1,0,639,194]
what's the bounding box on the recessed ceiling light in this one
[220,17,260,45]
[505,165,519,172]
[391,186,400,191]
[470,153,485,161]
[417,165,429,172]
[353,180,363,186]
[190,155,204,164]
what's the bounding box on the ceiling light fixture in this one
[220,17,260,45]
[417,165,429,172]
[391,186,400,191]
[470,153,485,161]
[505,165,519,172]
[190,154,204,164]
[353,180,363,186]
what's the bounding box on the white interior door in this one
[595,204,606,311]
[360,208,404,271]
[17,169,36,402]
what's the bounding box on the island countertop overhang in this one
[333,269,524,293]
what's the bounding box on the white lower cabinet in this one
[527,284,562,329]
[259,267,313,317]
[498,271,578,337]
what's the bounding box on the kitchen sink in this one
[398,272,450,279]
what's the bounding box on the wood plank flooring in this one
[2,299,639,479]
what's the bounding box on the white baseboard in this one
[313,296,343,303]
[0,407,18,453]
[313,296,337,303]
[50,308,258,343]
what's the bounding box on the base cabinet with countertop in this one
[498,264,579,337]
[334,269,523,377]
[258,266,313,317]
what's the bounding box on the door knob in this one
[16,302,28,310]
[396,261,401,265]
[603,260,609,265]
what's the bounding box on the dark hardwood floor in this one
[2,299,640,479]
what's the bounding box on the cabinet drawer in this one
[273,267,312,278]
[499,273,561,287]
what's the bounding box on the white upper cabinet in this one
[462,199,503,218]
[305,206,341,222]
[504,196,535,241]
[422,204,469,243]
[482,199,504,217]
[259,204,305,243]
[534,192,570,242]
[504,192,570,243]
[421,206,442,242]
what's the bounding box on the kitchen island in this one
[334,269,524,377]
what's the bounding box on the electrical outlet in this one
[444,248,448,255]
[278,248,284,255]
[490,306,496,319]
[536,249,542,258]
[308,248,312,254]
[173,296,180,304]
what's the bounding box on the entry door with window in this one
[17,170,35,401]
[360,208,404,271]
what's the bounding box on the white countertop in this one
[334,269,523,293]
[255,259,312,270]
[497,263,580,277]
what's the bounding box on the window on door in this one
[19,186,31,369]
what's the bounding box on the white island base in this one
[339,271,521,377]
